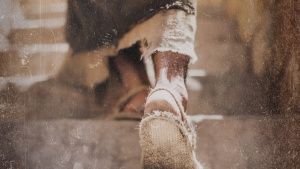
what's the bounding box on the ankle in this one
[145,51,189,117]
[114,52,151,92]
[155,82,188,111]
[144,85,188,118]
[152,52,189,111]
[122,90,148,111]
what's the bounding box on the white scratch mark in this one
[190,114,223,123]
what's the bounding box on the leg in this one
[144,51,189,118]
[140,52,202,169]
[113,46,150,114]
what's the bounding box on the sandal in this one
[139,87,202,169]
[109,85,149,120]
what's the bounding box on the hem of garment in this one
[81,9,197,64]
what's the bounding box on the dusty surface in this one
[0,74,299,168]
[1,114,299,169]
[0,0,299,169]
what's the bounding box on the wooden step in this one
[9,27,65,44]
[24,11,66,20]
[22,3,67,20]
[0,47,67,77]
[21,0,67,6]
[0,51,20,77]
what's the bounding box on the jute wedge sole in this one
[140,111,202,169]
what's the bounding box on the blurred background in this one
[0,0,299,168]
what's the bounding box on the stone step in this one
[0,115,299,169]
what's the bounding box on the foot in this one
[140,88,201,169]
[144,51,189,118]
[113,46,151,115]
[110,85,149,120]
[144,86,188,119]
[122,89,148,112]
[139,41,201,169]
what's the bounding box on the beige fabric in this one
[118,9,197,63]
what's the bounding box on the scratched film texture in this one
[0,0,299,168]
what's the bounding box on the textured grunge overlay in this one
[269,0,300,114]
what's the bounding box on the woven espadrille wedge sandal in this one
[139,87,203,169]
